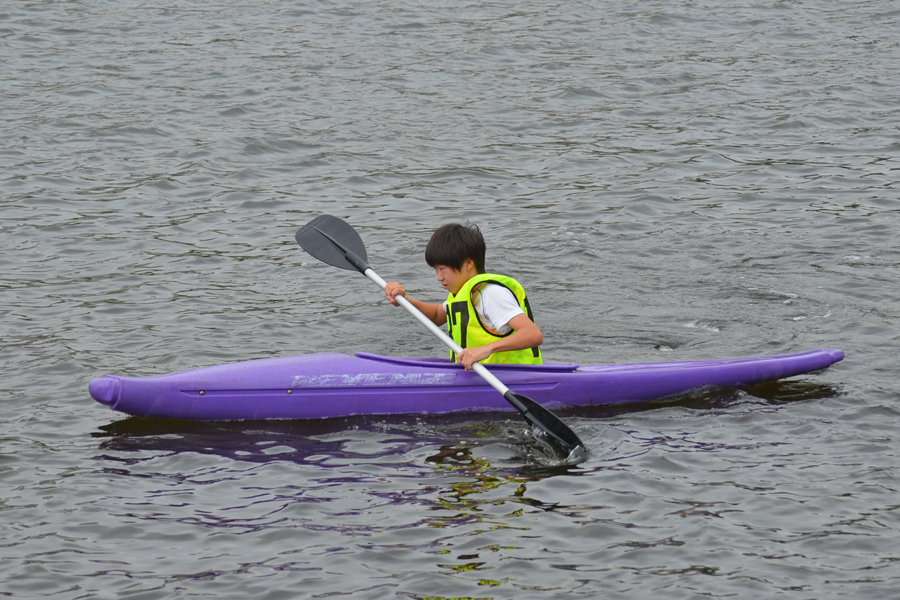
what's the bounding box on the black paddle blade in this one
[295,215,370,274]
[504,390,585,461]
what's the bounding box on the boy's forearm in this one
[455,321,543,369]
[403,296,446,326]
[487,323,543,354]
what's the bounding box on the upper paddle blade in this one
[504,390,585,460]
[295,215,370,273]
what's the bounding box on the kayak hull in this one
[89,349,844,421]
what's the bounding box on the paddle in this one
[295,214,586,461]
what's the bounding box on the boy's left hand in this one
[456,345,494,370]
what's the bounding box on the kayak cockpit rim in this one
[354,352,580,372]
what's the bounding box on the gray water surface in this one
[2,1,899,598]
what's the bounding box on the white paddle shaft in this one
[364,268,510,395]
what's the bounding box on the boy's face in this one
[434,260,475,295]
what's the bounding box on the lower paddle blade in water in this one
[505,391,585,459]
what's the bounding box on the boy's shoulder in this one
[474,282,520,307]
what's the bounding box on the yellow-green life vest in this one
[445,273,542,365]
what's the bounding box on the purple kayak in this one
[89,348,844,421]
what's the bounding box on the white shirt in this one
[444,283,524,335]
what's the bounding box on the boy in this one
[384,223,543,370]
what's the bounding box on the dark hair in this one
[425,223,486,273]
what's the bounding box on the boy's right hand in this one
[384,282,406,306]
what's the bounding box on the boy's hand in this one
[456,345,494,370]
[384,282,406,306]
